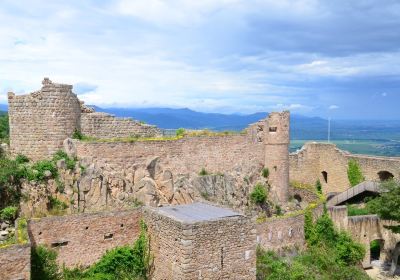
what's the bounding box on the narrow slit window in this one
[51,241,69,248]
[269,127,278,132]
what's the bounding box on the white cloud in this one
[329,105,339,110]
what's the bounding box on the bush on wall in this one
[347,159,364,187]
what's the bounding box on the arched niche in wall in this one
[378,171,394,182]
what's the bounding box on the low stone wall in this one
[0,243,31,280]
[76,134,264,175]
[256,214,305,252]
[81,112,161,139]
[28,209,142,268]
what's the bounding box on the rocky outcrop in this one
[20,153,264,216]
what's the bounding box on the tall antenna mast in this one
[328,117,331,143]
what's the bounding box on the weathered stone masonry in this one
[8,78,161,160]
[28,209,142,268]
[290,142,400,194]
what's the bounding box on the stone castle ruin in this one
[8,78,161,161]
[2,78,400,279]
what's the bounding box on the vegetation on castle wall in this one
[366,179,400,233]
[315,179,322,194]
[32,221,152,280]
[250,183,267,205]
[257,208,367,280]
[347,159,364,187]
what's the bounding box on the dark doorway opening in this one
[322,171,328,184]
[378,171,394,182]
[370,239,384,262]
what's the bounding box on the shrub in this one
[315,179,322,194]
[52,150,76,170]
[72,129,84,140]
[250,183,267,205]
[176,128,186,137]
[29,160,58,181]
[261,167,269,179]
[15,154,29,164]
[31,245,61,280]
[347,159,364,187]
[0,206,18,221]
[199,168,208,176]
[347,204,373,216]
[48,196,68,211]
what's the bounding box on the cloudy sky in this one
[1,0,400,119]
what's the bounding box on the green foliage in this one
[0,206,18,221]
[29,160,58,181]
[304,209,366,266]
[261,168,270,179]
[199,168,209,176]
[275,205,283,216]
[0,113,9,142]
[367,179,400,232]
[315,179,322,194]
[347,204,373,216]
[256,246,369,280]
[175,128,186,137]
[370,240,380,258]
[48,196,68,212]
[250,183,267,205]
[17,218,28,244]
[347,159,364,187]
[72,129,84,140]
[31,245,61,280]
[15,154,30,164]
[52,150,77,170]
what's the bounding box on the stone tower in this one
[8,78,81,160]
[264,111,290,203]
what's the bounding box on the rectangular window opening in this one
[104,233,114,240]
[51,241,69,248]
[269,127,277,132]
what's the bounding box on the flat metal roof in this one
[154,202,243,223]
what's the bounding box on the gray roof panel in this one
[154,202,242,223]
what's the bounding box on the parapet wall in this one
[76,134,264,175]
[8,78,81,160]
[28,208,142,268]
[256,215,305,252]
[81,112,161,139]
[290,142,400,194]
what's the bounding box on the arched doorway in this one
[321,171,328,184]
[370,239,384,264]
[378,171,394,182]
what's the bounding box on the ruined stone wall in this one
[0,244,31,280]
[28,209,142,268]
[8,78,81,160]
[256,214,305,252]
[144,209,256,280]
[328,206,400,269]
[347,154,400,182]
[290,142,400,194]
[76,134,264,175]
[81,112,161,139]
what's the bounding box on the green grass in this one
[347,204,374,216]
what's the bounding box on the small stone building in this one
[144,203,256,280]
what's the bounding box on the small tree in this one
[367,180,400,233]
[250,183,267,205]
[347,159,364,187]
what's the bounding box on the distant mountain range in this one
[1,104,399,142]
